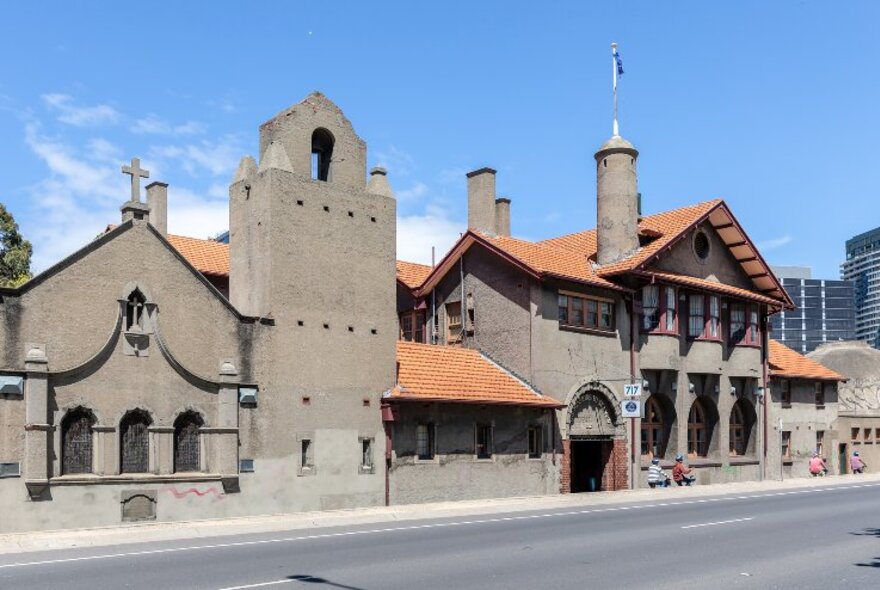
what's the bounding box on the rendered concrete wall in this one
[389,404,558,504]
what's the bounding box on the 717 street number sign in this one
[623,383,642,398]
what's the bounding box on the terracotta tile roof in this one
[641,270,783,306]
[769,339,846,382]
[477,233,621,290]
[389,341,563,407]
[396,261,433,289]
[596,200,723,275]
[166,235,230,277]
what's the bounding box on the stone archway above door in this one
[567,383,624,438]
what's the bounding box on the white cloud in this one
[757,234,792,251]
[150,135,243,178]
[397,205,463,265]
[42,94,120,127]
[397,181,428,202]
[166,187,228,239]
[131,114,206,136]
[374,145,415,177]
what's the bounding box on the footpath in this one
[2,472,878,555]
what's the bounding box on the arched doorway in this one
[566,385,624,493]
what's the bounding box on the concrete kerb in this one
[2,473,879,555]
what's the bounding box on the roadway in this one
[1,482,878,589]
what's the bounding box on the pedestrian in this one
[672,454,696,486]
[647,458,670,488]
[808,452,827,477]
[850,451,866,474]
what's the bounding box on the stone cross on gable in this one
[122,157,150,202]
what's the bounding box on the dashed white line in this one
[681,517,754,529]
[0,482,876,571]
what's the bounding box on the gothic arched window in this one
[62,408,95,475]
[641,396,666,459]
[311,128,334,181]
[688,399,708,457]
[174,412,204,473]
[120,410,152,473]
[125,289,147,332]
[729,399,755,456]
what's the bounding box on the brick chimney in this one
[467,167,497,235]
[494,197,511,237]
[146,182,168,235]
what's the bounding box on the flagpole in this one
[611,42,619,137]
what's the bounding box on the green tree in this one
[0,203,32,288]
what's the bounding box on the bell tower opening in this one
[311,128,334,181]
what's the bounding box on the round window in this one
[694,231,711,261]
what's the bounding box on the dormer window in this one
[311,128,334,181]
[126,289,146,332]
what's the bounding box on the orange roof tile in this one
[769,340,846,382]
[397,261,433,289]
[641,270,782,306]
[390,341,563,407]
[596,200,723,275]
[167,235,229,277]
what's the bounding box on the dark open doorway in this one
[570,439,611,493]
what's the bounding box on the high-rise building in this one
[770,265,856,353]
[842,227,880,349]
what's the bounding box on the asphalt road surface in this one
[1,482,878,590]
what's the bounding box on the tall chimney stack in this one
[467,167,497,235]
[146,182,168,235]
[494,197,511,237]
[595,136,639,265]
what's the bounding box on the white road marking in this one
[681,517,754,529]
[0,482,877,571]
[217,580,296,590]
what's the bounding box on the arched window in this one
[125,289,147,332]
[641,396,666,458]
[174,412,204,473]
[120,410,152,473]
[729,399,755,456]
[62,408,95,475]
[688,399,708,457]
[311,128,334,181]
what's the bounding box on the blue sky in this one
[1,1,877,277]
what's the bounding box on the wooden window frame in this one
[61,408,95,476]
[729,301,762,347]
[173,411,203,473]
[119,410,151,474]
[416,423,436,461]
[446,301,462,344]
[475,423,493,460]
[814,382,825,408]
[399,310,426,343]
[816,430,825,457]
[729,402,746,456]
[557,290,616,334]
[780,379,792,408]
[640,396,666,459]
[527,425,543,459]
[686,293,722,342]
[687,399,709,457]
[781,431,791,459]
[640,285,678,335]
[852,427,861,444]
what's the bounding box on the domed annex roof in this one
[809,341,880,414]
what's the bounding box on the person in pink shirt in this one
[809,452,827,476]
[850,451,866,474]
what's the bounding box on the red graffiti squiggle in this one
[163,486,225,500]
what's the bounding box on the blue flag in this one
[614,49,624,76]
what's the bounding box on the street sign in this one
[621,399,641,418]
[623,383,642,398]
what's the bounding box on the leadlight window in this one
[730,302,746,343]
[665,287,677,331]
[729,402,746,456]
[641,396,666,458]
[528,426,542,459]
[814,382,825,408]
[174,412,203,473]
[687,399,708,457]
[557,292,615,332]
[476,424,493,459]
[688,294,705,338]
[61,408,95,475]
[399,311,426,343]
[708,296,720,339]
[416,423,435,460]
[730,302,761,345]
[781,379,792,407]
[120,410,152,474]
[642,285,660,331]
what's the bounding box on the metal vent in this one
[0,462,21,478]
[239,387,258,405]
[239,459,255,473]
[0,376,23,397]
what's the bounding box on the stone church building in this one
[0,92,843,532]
